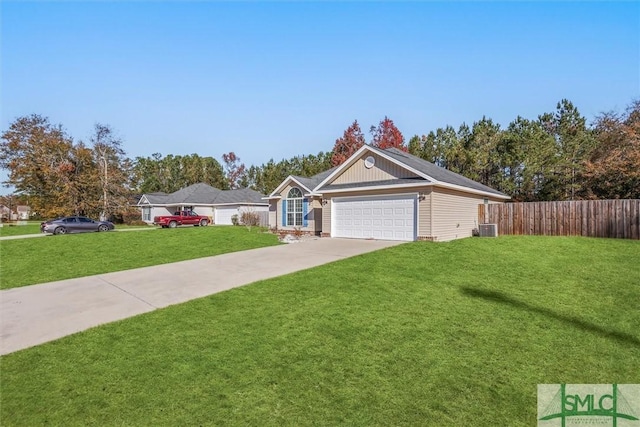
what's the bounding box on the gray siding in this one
[322,198,332,234]
[152,206,172,219]
[431,187,504,241]
[417,188,432,238]
[268,201,277,229]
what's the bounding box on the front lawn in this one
[0,226,279,289]
[1,236,638,426]
[0,222,42,236]
[0,223,152,237]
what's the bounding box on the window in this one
[142,207,151,221]
[285,188,303,226]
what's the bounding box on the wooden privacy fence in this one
[478,200,640,240]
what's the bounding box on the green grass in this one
[0,222,42,236]
[0,226,280,289]
[1,236,638,426]
[0,223,152,237]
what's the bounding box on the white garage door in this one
[332,195,416,241]
[215,207,239,225]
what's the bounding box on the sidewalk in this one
[0,238,401,355]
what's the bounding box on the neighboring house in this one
[16,205,30,220]
[0,204,30,221]
[0,205,10,220]
[266,145,510,242]
[137,183,268,225]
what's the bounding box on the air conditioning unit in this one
[479,223,498,237]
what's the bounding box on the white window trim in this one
[286,188,304,227]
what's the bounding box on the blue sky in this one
[2,1,638,176]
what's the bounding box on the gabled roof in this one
[312,145,509,199]
[214,188,267,204]
[142,192,170,204]
[381,148,507,197]
[267,166,339,198]
[169,183,221,204]
[292,166,338,191]
[138,183,268,206]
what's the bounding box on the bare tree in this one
[90,124,131,220]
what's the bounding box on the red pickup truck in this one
[153,210,210,228]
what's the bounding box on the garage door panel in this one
[333,195,416,242]
[215,207,238,225]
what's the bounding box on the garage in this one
[332,194,416,241]
[215,206,239,225]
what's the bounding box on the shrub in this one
[292,227,304,239]
[117,207,144,225]
[240,211,260,228]
[231,214,239,226]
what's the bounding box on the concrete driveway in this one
[0,238,401,355]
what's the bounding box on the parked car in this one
[153,210,209,228]
[40,216,115,235]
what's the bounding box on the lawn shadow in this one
[460,287,640,349]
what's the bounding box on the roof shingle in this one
[380,147,507,197]
[140,183,267,205]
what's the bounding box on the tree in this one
[132,153,226,193]
[253,159,289,194]
[90,124,131,220]
[539,99,596,200]
[580,100,640,199]
[222,152,246,189]
[465,117,502,188]
[132,153,164,194]
[200,155,227,190]
[0,114,74,218]
[407,135,423,157]
[331,120,365,166]
[66,142,100,216]
[370,116,406,151]
[444,124,468,174]
[497,117,556,201]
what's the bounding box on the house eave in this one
[138,201,268,207]
[212,202,269,207]
[268,176,313,197]
[319,182,435,194]
[434,182,511,199]
[314,181,510,200]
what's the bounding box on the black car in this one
[40,216,115,235]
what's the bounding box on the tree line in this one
[406,99,639,201]
[1,99,638,220]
